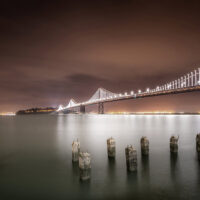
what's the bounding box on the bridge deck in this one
[64,85,200,110]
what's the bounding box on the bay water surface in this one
[0,114,200,200]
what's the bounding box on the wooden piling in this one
[196,133,200,152]
[79,152,91,181]
[170,136,179,153]
[125,145,137,172]
[72,139,80,162]
[107,137,116,158]
[141,136,149,156]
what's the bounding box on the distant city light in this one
[0,112,16,116]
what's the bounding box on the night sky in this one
[1,0,200,112]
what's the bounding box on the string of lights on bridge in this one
[57,68,200,112]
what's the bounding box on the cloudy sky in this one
[1,0,200,112]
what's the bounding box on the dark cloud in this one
[67,73,107,85]
[0,0,200,112]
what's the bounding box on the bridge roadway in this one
[62,85,200,113]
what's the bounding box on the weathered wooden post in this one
[125,145,137,172]
[170,136,179,153]
[72,139,80,162]
[107,137,116,158]
[79,152,91,181]
[141,136,149,156]
[196,133,200,152]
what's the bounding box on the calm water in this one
[0,114,200,200]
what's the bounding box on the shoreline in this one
[11,112,200,116]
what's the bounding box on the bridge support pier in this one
[98,102,104,114]
[80,105,86,113]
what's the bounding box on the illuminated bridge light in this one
[58,68,200,113]
[57,105,64,111]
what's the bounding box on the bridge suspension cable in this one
[57,68,200,112]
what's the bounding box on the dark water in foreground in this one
[0,114,200,200]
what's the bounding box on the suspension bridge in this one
[57,68,200,114]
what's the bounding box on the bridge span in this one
[57,68,200,114]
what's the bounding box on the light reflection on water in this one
[0,114,200,199]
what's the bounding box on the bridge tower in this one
[89,88,117,114]
[98,102,104,114]
[80,105,86,113]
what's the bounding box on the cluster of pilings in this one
[169,134,200,160]
[106,137,147,172]
[72,139,91,181]
[72,133,200,181]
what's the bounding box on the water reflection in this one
[169,152,181,198]
[197,152,200,162]
[141,155,150,184]
[170,153,178,181]
[126,171,138,184]
[78,178,91,200]
[72,161,79,177]
[53,114,200,199]
[107,157,116,180]
[72,160,91,199]
[196,152,200,186]
[126,170,138,199]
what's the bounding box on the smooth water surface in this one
[0,114,200,200]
